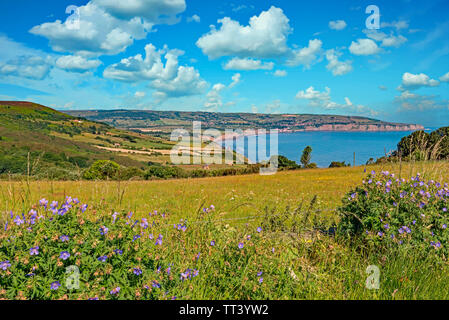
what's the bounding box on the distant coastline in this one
[214,124,424,144]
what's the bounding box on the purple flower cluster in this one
[180,268,199,281]
[0,260,11,271]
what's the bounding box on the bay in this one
[229,130,428,168]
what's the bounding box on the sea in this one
[227,129,434,168]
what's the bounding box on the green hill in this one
[66,109,424,136]
[0,101,175,179]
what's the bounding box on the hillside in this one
[66,109,424,136]
[0,101,177,179]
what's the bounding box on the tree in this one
[329,161,350,168]
[269,155,300,170]
[83,160,120,180]
[300,146,312,168]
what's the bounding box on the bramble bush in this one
[338,170,449,257]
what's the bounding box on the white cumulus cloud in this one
[349,39,380,56]
[440,72,449,82]
[187,14,201,23]
[30,1,186,57]
[273,70,287,77]
[329,20,347,31]
[286,39,323,68]
[325,49,353,76]
[103,43,207,100]
[93,0,186,23]
[0,55,53,80]
[56,55,102,72]
[296,86,377,116]
[223,58,274,71]
[399,72,440,91]
[196,6,292,59]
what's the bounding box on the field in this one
[2,161,449,300]
[3,161,448,220]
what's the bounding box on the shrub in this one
[83,160,120,180]
[337,170,449,257]
[273,155,300,170]
[144,166,185,180]
[117,167,144,180]
[329,161,350,168]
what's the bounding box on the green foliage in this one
[300,146,312,168]
[144,166,186,180]
[338,170,449,258]
[397,127,449,161]
[117,167,144,180]
[329,161,351,168]
[83,160,120,180]
[274,155,300,170]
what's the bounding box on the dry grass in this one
[2,161,448,224]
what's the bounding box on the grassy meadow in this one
[2,161,449,222]
[2,160,449,300]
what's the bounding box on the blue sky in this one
[0,0,448,126]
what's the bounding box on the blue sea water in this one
[230,131,424,168]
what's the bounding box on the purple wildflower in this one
[0,260,11,271]
[99,226,109,236]
[30,246,39,256]
[39,198,48,207]
[60,251,70,260]
[133,268,142,276]
[50,281,61,290]
[110,287,120,295]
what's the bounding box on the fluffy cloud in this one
[329,20,347,31]
[187,14,201,23]
[381,20,409,31]
[93,0,185,23]
[151,65,208,100]
[349,39,380,56]
[0,55,53,80]
[134,91,146,98]
[204,83,226,110]
[196,6,292,59]
[396,90,448,111]
[56,55,102,72]
[30,1,186,56]
[229,73,241,88]
[399,72,440,91]
[286,39,322,68]
[273,70,287,77]
[296,86,332,107]
[104,43,207,100]
[440,72,449,82]
[103,44,181,81]
[223,58,274,71]
[325,49,353,76]
[296,86,377,116]
[364,30,407,48]
[381,35,407,48]
[204,74,241,110]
